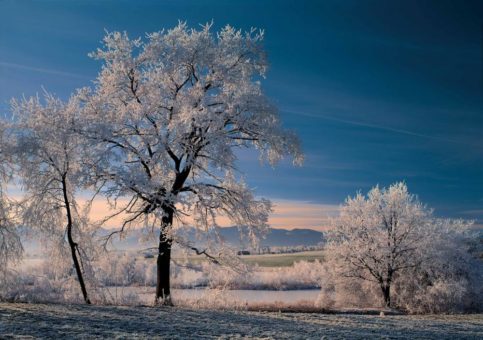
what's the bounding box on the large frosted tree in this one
[80,23,303,304]
[11,93,95,304]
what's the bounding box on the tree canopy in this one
[78,23,303,303]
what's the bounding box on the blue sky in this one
[1,0,482,227]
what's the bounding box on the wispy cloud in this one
[283,109,481,148]
[461,209,483,216]
[0,61,90,80]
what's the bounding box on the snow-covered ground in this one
[0,303,482,339]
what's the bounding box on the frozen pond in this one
[104,286,320,305]
[174,288,320,304]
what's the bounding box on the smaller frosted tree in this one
[326,182,481,310]
[11,93,95,304]
[327,182,435,307]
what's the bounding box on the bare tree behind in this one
[11,93,95,304]
[0,121,22,278]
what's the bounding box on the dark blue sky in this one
[1,0,482,226]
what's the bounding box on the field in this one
[171,250,326,268]
[237,250,325,267]
[1,303,482,339]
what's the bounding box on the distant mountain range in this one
[22,224,483,257]
[99,226,324,251]
[215,226,324,248]
[23,226,324,255]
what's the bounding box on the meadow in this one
[231,250,325,267]
[1,303,482,339]
[153,250,326,268]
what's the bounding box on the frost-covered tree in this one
[325,182,480,310]
[79,23,303,304]
[0,121,22,276]
[391,217,482,313]
[0,199,22,275]
[11,93,95,304]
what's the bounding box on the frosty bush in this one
[322,182,482,313]
[95,253,148,287]
[249,260,325,290]
[0,261,92,304]
[92,251,324,291]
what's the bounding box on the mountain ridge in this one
[23,226,325,255]
[100,226,324,250]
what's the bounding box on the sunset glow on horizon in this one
[86,196,339,232]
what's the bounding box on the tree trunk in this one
[381,284,391,308]
[62,177,91,305]
[155,207,173,305]
[154,170,190,305]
